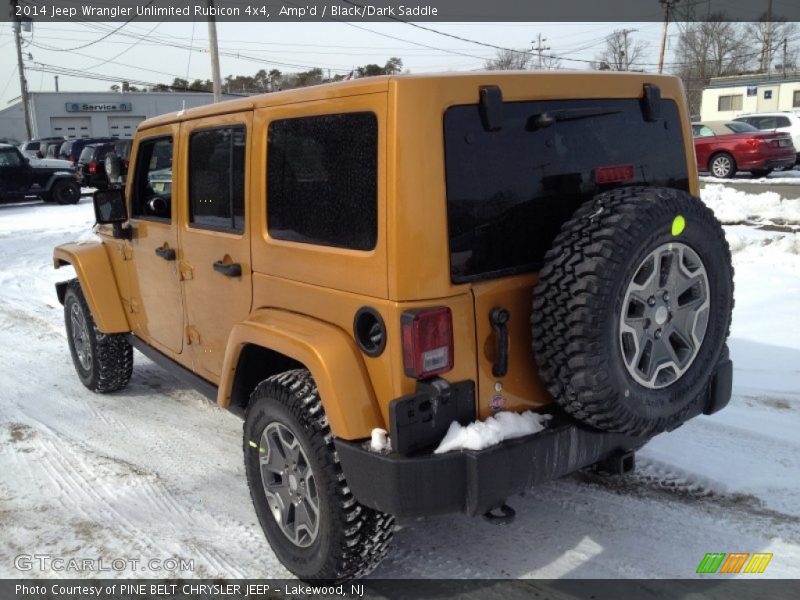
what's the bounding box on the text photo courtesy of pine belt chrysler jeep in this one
[53,72,734,581]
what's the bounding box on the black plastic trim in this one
[704,357,733,415]
[336,416,650,518]
[389,379,475,454]
[353,306,387,358]
[126,334,217,402]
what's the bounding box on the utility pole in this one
[783,37,789,79]
[532,33,550,70]
[12,0,32,139]
[206,0,222,102]
[619,28,637,71]
[658,0,679,74]
[54,75,59,92]
[764,0,773,76]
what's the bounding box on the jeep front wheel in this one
[244,369,394,580]
[64,279,133,392]
[532,186,733,436]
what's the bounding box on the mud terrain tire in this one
[532,187,733,436]
[64,279,133,392]
[244,369,394,581]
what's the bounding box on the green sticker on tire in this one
[672,215,686,236]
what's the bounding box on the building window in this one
[188,126,246,233]
[794,90,800,107]
[764,90,773,100]
[267,112,378,251]
[718,95,743,111]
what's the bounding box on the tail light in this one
[768,140,780,148]
[746,139,760,149]
[401,307,454,379]
[593,164,635,184]
[88,161,96,174]
[68,155,76,163]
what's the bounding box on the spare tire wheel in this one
[531,186,733,436]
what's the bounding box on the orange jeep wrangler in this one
[54,72,733,580]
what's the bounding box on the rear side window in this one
[0,148,22,167]
[444,98,689,283]
[131,137,173,221]
[267,112,377,250]
[188,126,246,233]
[78,147,94,162]
[775,116,791,128]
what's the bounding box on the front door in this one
[126,126,184,355]
[179,114,253,382]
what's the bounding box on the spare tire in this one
[531,186,733,436]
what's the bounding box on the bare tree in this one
[672,19,754,115]
[484,48,532,71]
[592,29,648,71]
[747,19,798,73]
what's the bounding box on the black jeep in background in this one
[0,143,81,204]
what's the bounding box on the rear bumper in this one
[336,356,733,518]
[738,154,796,170]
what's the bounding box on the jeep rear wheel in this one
[532,187,733,436]
[64,279,133,392]
[52,179,81,205]
[244,369,394,581]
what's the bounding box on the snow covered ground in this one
[1,187,799,580]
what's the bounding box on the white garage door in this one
[108,116,145,139]
[50,116,92,139]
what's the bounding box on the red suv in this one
[692,121,795,178]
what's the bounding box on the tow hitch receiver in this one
[597,449,636,475]
[482,503,516,525]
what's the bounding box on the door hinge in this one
[179,261,194,281]
[117,244,133,261]
[186,325,201,345]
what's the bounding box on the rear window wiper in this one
[526,108,621,131]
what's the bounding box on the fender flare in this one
[219,309,384,440]
[44,172,76,191]
[53,242,130,333]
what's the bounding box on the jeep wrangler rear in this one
[54,72,733,581]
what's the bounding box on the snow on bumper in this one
[336,356,733,518]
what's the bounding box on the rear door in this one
[443,97,691,419]
[178,114,252,382]
[126,126,184,355]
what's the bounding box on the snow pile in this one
[700,184,800,225]
[434,411,552,454]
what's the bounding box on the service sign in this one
[65,102,132,112]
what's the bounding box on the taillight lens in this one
[88,161,96,173]
[401,307,454,379]
[747,139,760,149]
[593,164,635,184]
[768,140,780,148]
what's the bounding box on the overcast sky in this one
[0,21,674,106]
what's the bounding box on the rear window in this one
[444,98,689,283]
[78,147,94,162]
[725,122,758,133]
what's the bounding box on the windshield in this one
[444,98,689,283]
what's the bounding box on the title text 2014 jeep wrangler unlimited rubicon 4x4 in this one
[54,72,733,580]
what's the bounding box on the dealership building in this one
[0,91,239,142]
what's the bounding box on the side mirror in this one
[93,189,131,239]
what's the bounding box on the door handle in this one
[490,307,510,377]
[155,246,176,261]
[213,260,242,277]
